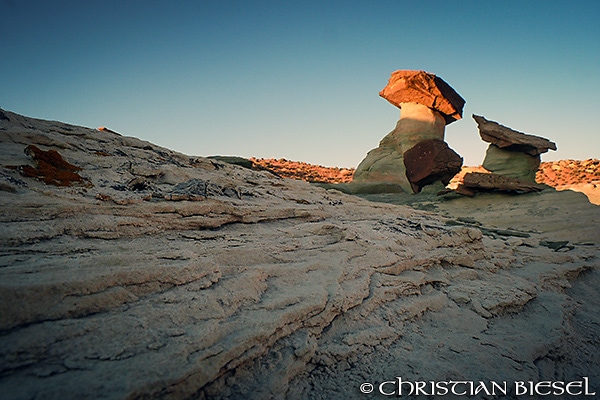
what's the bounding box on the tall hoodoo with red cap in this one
[353,70,465,193]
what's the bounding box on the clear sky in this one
[2,0,599,167]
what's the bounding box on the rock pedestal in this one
[353,70,465,193]
[482,145,541,182]
[353,102,446,190]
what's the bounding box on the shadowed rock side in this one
[0,109,599,399]
[352,103,448,192]
[482,144,542,182]
[404,139,463,193]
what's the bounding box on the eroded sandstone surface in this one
[0,109,598,399]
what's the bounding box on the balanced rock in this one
[404,139,463,193]
[473,115,557,183]
[353,71,465,193]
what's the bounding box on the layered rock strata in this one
[0,109,598,399]
[353,70,465,193]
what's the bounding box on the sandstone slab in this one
[473,114,557,156]
[456,171,545,196]
[379,70,466,124]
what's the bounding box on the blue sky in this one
[2,1,599,167]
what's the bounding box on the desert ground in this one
[0,109,598,399]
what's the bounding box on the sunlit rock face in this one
[390,102,446,142]
[352,70,465,193]
[379,70,465,125]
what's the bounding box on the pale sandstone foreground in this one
[0,110,598,399]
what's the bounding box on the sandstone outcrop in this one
[250,158,354,184]
[0,109,598,399]
[353,71,465,193]
[473,115,557,183]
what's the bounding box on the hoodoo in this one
[473,114,557,183]
[353,70,465,193]
[454,115,557,196]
